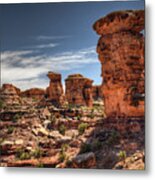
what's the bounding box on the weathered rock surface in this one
[93,10,144,35]
[65,74,93,107]
[46,72,64,106]
[92,85,103,100]
[21,88,45,100]
[114,151,145,170]
[0,84,21,105]
[93,10,145,117]
[72,152,96,168]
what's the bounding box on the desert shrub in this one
[7,126,15,134]
[66,159,72,167]
[78,123,88,135]
[106,130,120,145]
[91,139,102,151]
[50,114,56,124]
[36,163,44,168]
[12,114,20,123]
[32,148,43,158]
[32,97,37,102]
[80,143,91,153]
[0,99,4,109]
[68,104,74,111]
[16,149,31,160]
[61,143,69,151]
[59,151,66,162]
[88,109,95,119]
[77,114,82,121]
[118,150,126,161]
[58,124,66,135]
[59,144,68,162]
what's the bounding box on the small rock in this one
[72,152,96,168]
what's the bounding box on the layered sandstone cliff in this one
[65,74,93,107]
[0,84,21,105]
[21,88,45,100]
[93,10,145,117]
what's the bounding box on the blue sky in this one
[0,0,144,90]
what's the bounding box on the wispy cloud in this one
[37,35,71,41]
[1,46,97,90]
[33,43,59,49]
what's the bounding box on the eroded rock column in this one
[65,74,93,107]
[93,10,144,117]
[47,72,64,106]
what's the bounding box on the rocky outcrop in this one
[93,10,145,117]
[93,10,144,35]
[72,152,96,168]
[46,72,64,106]
[0,84,21,105]
[92,85,103,100]
[65,74,93,107]
[21,88,45,100]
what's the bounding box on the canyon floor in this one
[0,97,145,169]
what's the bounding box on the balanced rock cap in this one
[93,10,144,35]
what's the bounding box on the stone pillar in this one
[47,72,64,106]
[65,74,93,107]
[93,10,144,117]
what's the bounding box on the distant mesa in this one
[21,88,45,100]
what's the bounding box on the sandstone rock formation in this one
[0,84,21,105]
[92,85,103,100]
[65,74,93,107]
[46,72,64,106]
[21,88,45,100]
[93,10,145,117]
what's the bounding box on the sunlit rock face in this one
[93,10,144,117]
[65,74,93,107]
[0,84,21,105]
[93,10,144,35]
[46,72,64,106]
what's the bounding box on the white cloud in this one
[1,46,98,90]
[37,35,71,41]
[32,43,58,49]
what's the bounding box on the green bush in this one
[61,143,69,152]
[106,130,120,145]
[80,143,91,153]
[77,114,82,121]
[12,114,20,123]
[36,163,44,168]
[16,149,31,160]
[0,99,4,109]
[78,123,88,135]
[32,148,43,158]
[59,151,66,162]
[50,114,56,123]
[7,126,15,134]
[91,140,102,151]
[118,150,126,161]
[58,124,66,135]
